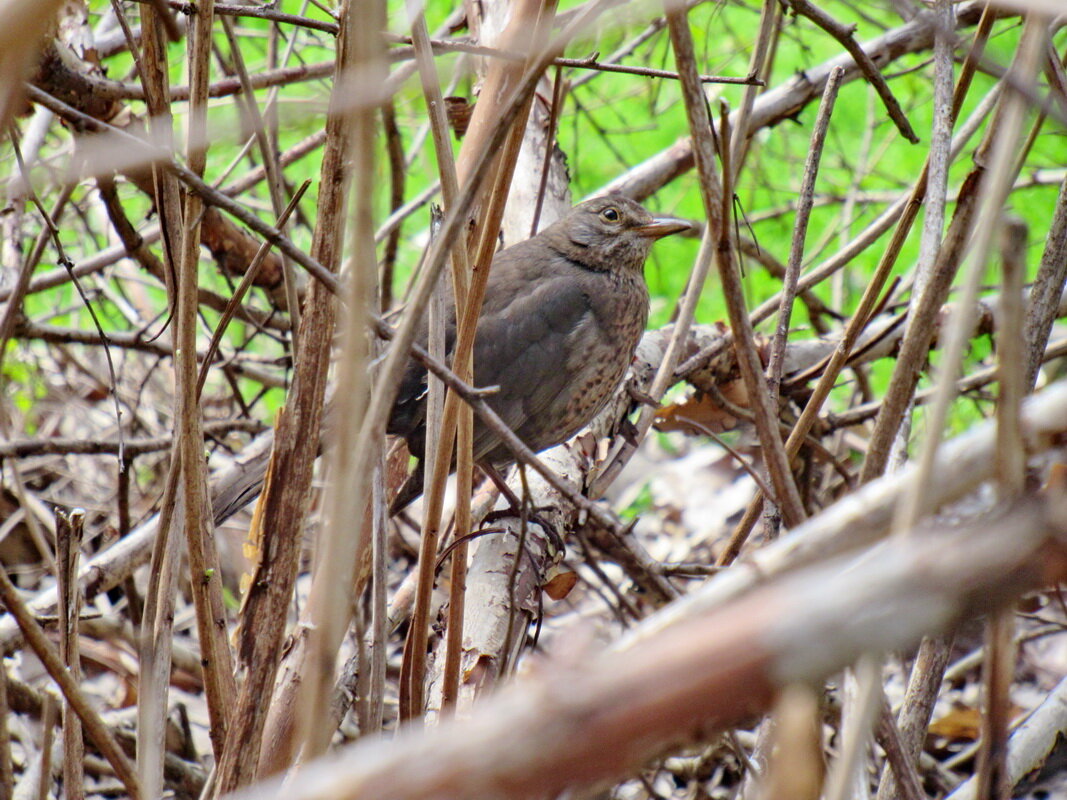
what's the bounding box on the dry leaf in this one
[543,566,578,600]
[655,378,751,435]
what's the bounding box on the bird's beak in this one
[633,217,693,239]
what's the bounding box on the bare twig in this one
[0,662,11,798]
[785,0,918,143]
[766,66,843,407]
[0,567,141,799]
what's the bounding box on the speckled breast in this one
[524,271,649,453]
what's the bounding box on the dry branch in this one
[228,489,1067,800]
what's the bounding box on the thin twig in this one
[0,567,141,799]
[786,1,917,142]
[196,181,309,398]
[729,0,782,177]
[384,32,761,84]
[219,14,303,351]
[766,66,843,407]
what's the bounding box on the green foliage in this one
[620,479,654,520]
[2,351,45,425]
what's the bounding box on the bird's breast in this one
[549,272,649,440]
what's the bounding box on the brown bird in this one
[388,193,690,512]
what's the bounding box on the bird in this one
[387,193,690,513]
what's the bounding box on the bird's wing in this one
[471,262,594,459]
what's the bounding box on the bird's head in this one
[549,193,691,274]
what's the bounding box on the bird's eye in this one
[600,207,620,222]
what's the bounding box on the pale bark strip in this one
[878,0,955,475]
[431,514,556,711]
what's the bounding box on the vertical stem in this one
[176,0,237,761]
[822,655,882,800]
[404,0,557,718]
[891,16,1043,534]
[37,693,56,800]
[1023,175,1067,389]
[913,0,956,301]
[366,451,389,732]
[135,6,191,794]
[380,102,406,313]
[56,508,85,800]
[975,217,1028,800]
[256,0,368,774]
[404,0,474,712]
[729,0,781,178]
[766,66,843,406]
